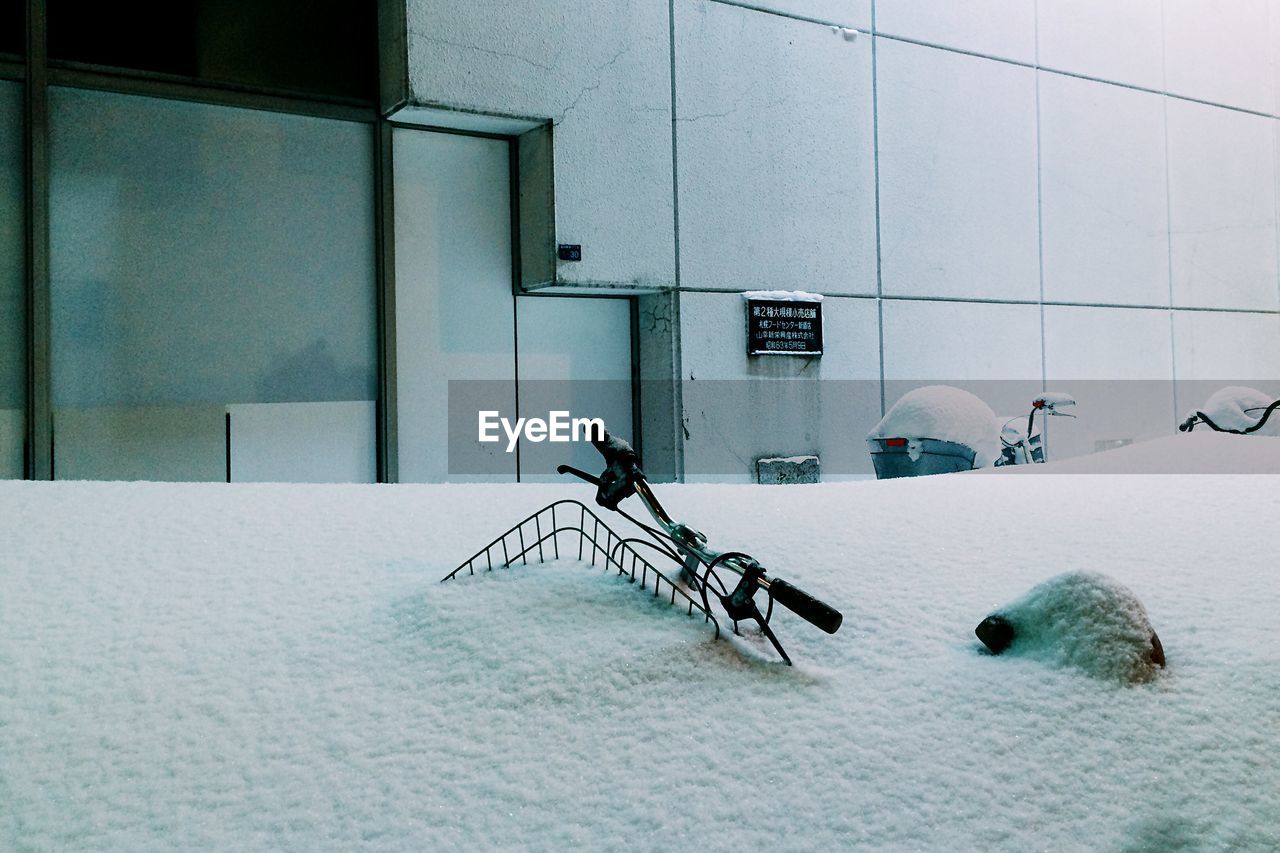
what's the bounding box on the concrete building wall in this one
[404,0,1280,480]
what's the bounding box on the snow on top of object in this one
[868,385,1001,466]
[1191,385,1279,435]
[757,455,818,465]
[741,290,824,302]
[985,571,1164,684]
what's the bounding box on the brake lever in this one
[556,464,603,486]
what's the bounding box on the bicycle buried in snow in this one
[444,430,843,665]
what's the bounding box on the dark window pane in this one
[1,0,23,57]
[48,0,375,102]
[49,1,198,76]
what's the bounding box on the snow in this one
[2,475,1278,849]
[740,290,824,302]
[1189,385,1280,436]
[869,385,1002,466]
[980,432,1280,474]
[979,571,1164,684]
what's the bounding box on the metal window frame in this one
[16,0,401,482]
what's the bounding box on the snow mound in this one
[869,385,1000,466]
[979,571,1165,684]
[1192,385,1279,436]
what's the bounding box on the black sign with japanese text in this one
[746,299,823,356]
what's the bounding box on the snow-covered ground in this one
[3,463,1279,849]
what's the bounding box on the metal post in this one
[24,0,51,479]
[374,118,398,483]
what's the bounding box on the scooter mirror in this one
[1035,392,1077,416]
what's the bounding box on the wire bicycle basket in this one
[443,431,843,665]
[443,498,720,639]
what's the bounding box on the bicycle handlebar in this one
[572,430,843,636]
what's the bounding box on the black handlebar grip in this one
[770,579,843,635]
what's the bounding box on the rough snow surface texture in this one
[982,571,1164,684]
[2,476,1279,850]
[869,384,1001,466]
[1192,385,1279,436]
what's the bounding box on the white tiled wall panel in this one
[1036,0,1164,91]
[1045,306,1174,379]
[881,299,1043,427]
[874,0,1036,63]
[407,0,675,290]
[1043,306,1176,458]
[1164,0,1276,114]
[1166,100,1279,311]
[877,39,1040,301]
[1038,74,1170,306]
[678,292,881,480]
[882,300,1042,380]
[1172,310,1280,380]
[675,0,876,295]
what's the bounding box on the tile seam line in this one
[1033,0,1047,393]
[875,33,1279,120]
[698,3,1278,121]
[673,289,1280,314]
[872,0,885,416]
[1160,0,1180,426]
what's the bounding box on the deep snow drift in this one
[2,473,1278,850]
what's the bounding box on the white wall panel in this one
[882,300,1042,380]
[1172,310,1280,380]
[877,40,1040,301]
[1164,0,1276,114]
[679,292,880,480]
[1173,308,1280,427]
[1036,0,1164,90]
[881,300,1043,428]
[1043,306,1175,459]
[675,0,876,295]
[1167,100,1279,311]
[874,0,1036,63]
[1039,74,1169,306]
[406,0,674,290]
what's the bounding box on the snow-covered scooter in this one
[1179,387,1279,436]
[995,392,1078,466]
[869,386,1078,478]
[444,430,843,665]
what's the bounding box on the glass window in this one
[0,1,21,58]
[392,127,517,483]
[0,81,23,477]
[48,1,375,102]
[49,87,376,481]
